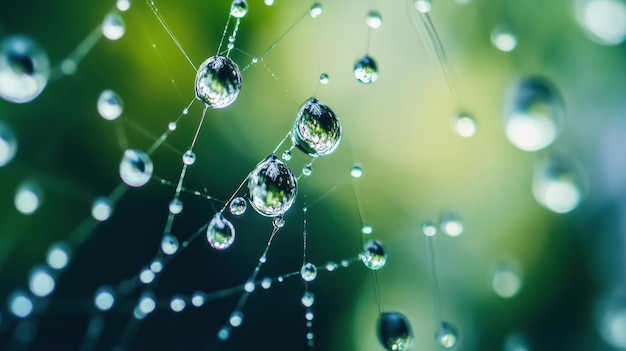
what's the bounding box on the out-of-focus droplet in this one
[117,0,130,12]
[248,154,298,217]
[94,286,115,311]
[195,55,242,108]
[532,153,585,214]
[451,112,477,138]
[414,0,433,13]
[492,260,523,298]
[422,221,437,237]
[91,197,113,221]
[366,10,383,29]
[351,164,363,178]
[0,35,49,103]
[301,262,318,282]
[120,149,153,187]
[206,212,236,250]
[439,211,463,237]
[491,25,517,52]
[362,224,373,234]
[361,240,387,270]
[505,76,564,152]
[9,291,33,318]
[170,296,186,312]
[354,55,378,84]
[161,234,179,255]
[97,90,123,120]
[14,181,43,215]
[301,291,315,307]
[0,121,17,167]
[575,0,626,45]
[28,266,55,297]
[503,332,531,351]
[102,13,125,40]
[377,311,414,351]
[230,0,248,18]
[596,287,626,349]
[436,321,459,348]
[292,97,342,157]
[310,3,322,18]
[46,242,71,270]
[229,197,247,216]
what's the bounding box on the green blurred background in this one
[1,0,626,350]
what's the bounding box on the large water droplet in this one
[292,98,342,157]
[206,212,236,250]
[436,321,460,348]
[97,89,123,120]
[230,0,248,18]
[361,240,387,270]
[532,152,585,214]
[119,149,153,187]
[300,262,318,282]
[377,312,414,351]
[0,35,49,103]
[102,13,126,41]
[366,10,383,29]
[248,154,298,217]
[0,121,17,167]
[575,0,626,46]
[505,76,564,152]
[195,55,242,108]
[353,55,378,84]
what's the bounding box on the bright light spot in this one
[361,224,373,234]
[138,295,156,314]
[534,179,582,214]
[46,242,70,270]
[91,197,113,221]
[102,13,125,41]
[139,268,155,284]
[422,222,437,237]
[10,292,33,318]
[600,309,626,348]
[492,270,522,298]
[579,0,626,45]
[94,287,115,311]
[15,182,42,215]
[491,30,517,52]
[150,260,163,273]
[453,115,477,137]
[230,312,243,327]
[191,292,205,307]
[116,0,130,11]
[29,268,55,297]
[170,297,186,312]
[244,281,255,292]
[506,113,558,152]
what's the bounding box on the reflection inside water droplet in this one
[206,212,236,250]
[354,55,378,84]
[195,55,242,108]
[248,154,298,217]
[377,312,414,351]
[0,35,49,103]
[292,98,342,157]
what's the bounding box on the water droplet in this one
[491,25,517,52]
[97,89,123,120]
[532,153,585,213]
[492,260,523,298]
[251,57,258,64]
[229,197,247,216]
[439,211,463,237]
[273,215,285,228]
[361,240,387,270]
[0,121,17,167]
[195,55,242,108]
[139,268,155,284]
[161,234,179,255]
[248,154,298,217]
[206,212,236,250]
[309,3,323,18]
[9,291,33,318]
[0,35,49,103]
[14,181,43,215]
[150,259,163,273]
[168,198,183,215]
[182,150,196,165]
[282,148,292,161]
[451,112,477,138]
[244,280,255,292]
[353,55,378,84]
[422,221,437,237]
[138,293,156,314]
[301,291,315,307]
[292,97,342,157]
[120,149,153,187]
[305,311,314,320]
[300,262,318,282]
[505,76,564,152]
[116,0,131,12]
[414,0,433,13]
[91,197,113,221]
[302,163,313,176]
[191,292,205,307]
[366,10,383,29]
[319,73,329,85]
[436,321,460,348]
[94,286,115,311]
[264,0,274,5]
[29,266,55,297]
[503,332,530,351]
[168,122,177,130]
[218,328,230,340]
[362,224,373,234]
[230,0,248,18]
[102,13,125,40]
[596,287,626,348]
[326,262,337,271]
[230,311,244,327]
[575,0,626,46]
[170,296,186,312]
[351,164,363,178]
[261,278,272,289]
[377,312,414,351]
[46,242,70,270]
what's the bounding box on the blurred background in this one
[1,0,626,350]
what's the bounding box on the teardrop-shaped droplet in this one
[206,212,236,250]
[120,149,153,187]
[366,10,383,29]
[309,3,323,18]
[248,154,298,217]
[491,25,517,52]
[439,211,463,237]
[229,197,247,216]
[195,55,242,108]
[377,312,414,351]
[292,97,342,157]
[350,163,363,178]
[300,262,318,282]
[0,121,17,167]
[0,35,49,103]
[414,0,433,13]
[182,150,196,165]
[230,0,248,18]
[451,112,477,138]
[102,13,125,41]
[97,89,123,120]
[505,76,564,152]
[532,152,585,214]
[361,240,387,270]
[354,55,378,84]
[436,321,459,348]
[169,198,183,214]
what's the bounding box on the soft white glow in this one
[29,268,55,297]
[414,0,432,13]
[492,270,522,298]
[91,197,113,221]
[102,13,125,41]
[191,292,205,307]
[116,0,130,12]
[10,292,33,318]
[601,309,626,348]
[150,260,163,273]
[0,122,17,167]
[46,243,70,270]
[170,297,186,312]
[534,179,582,214]
[229,312,244,327]
[580,0,626,45]
[453,115,477,137]
[139,269,155,284]
[94,287,115,311]
[138,295,156,314]
[15,182,42,215]
[491,30,517,52]
[506,112,558,152]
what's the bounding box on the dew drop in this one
[229,197,247,216]
[273,215,285,228]
[366,10,383,29]
[414,0,433,13]
[248,154,298,217]
[9,291,33,318]
[326,262,338,271]
[230,311,244,327]
[302,163,313,176]
[361,240,387,270]
[422,221,437,237]
[170,296,186,312]
[505,76,564,152]
[169,198,183,214]
[138,293,156,314]
[436,321,460,348]
[218,328,230,340]
[102,13,125,40]
[161,234,179,255]
[230,0,248,18]
[195,55,242,108]
[282,149,292,161]
[264,0,274,5]
[362,224,373,235]
[168,122,177,131]
[575,0,626,46]
[532,153,585,214]
[14,181,43,215]
[150,259,163,273]
[439,211,463,237]
[596,287,626,348]
[94,286,115,311]
[120,149,153,187]
[377,312,414,351]
[0,121,17,167]
[309,3,323,18]
[0,35,49,103]
[91,197,113,221]
[244,280,255,292]
[319,73,329,85]
[28,266,55,297]
[301,291,315,307]
[351,164,363,178]
[305,311,314,320]
[292,97,342,157]
[353,55,378,84]
[191,292,205,307]
[139,268,155,284]
[97,89,123,120]
[46,242,70,270]
[492,261,523,299]
[206,212,236,250]
[451,112,477,138]
[261,278,272,289]
[182,150,196,165]
[116,0,131,12]
[300,262,318,282]
[491,26,517,52]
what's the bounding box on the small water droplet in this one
[138,293,156,314]
[326,262,337,271]
[491,25,517,52]
[436,321,460,348]
[492,260,523,298]
[273,215,285,228]
[195,55,242,108]
[0,35,49,103]
[302,163,313,176]
[139,268,155,284]
[261,277,272,289]
[206,212,236,250]
[0,121,17,167]
[97,89,123,120]
[377,312,414,351]
[264,0,274,5]
[94,286,115,311]
[229,197,247,216]
[230,311,244,327]
[169,198,183,214]
[14,181,43,215]
[248,154,298,217]
[292,97,342,157]
[170,296,186,312]
[244,280,255,292]
[91,197,113,221]
[354,55,378,84]
[46,242,70,270]
[305,311,314,320]
[532,152,585,213]
[259,254,267,264]
[251,57,258,64]
[9,291,33,318]
[182,150,196,165]
[319,73,329,84]
[361,240,387,270]
[168,122,177,130]
[150,259,163,273]
[440,211,463,237]
[161,234,179,255]
[421,221,437,237]
[414,0,432,13]
[301,291,315,307]
[282,148,292,161]
[300,262,318,282]
[28,266,55,297]
[120,149,153,187]
[230,0,248,18]
[116,0,130,12]
[366,10,383,29]
[102,13,125,40]
[451,112,477,138]
[351,164,363,178]
[218,328,230,340]
[309,3,322,18]
[191,292,205,307]
[362,224,373,234]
